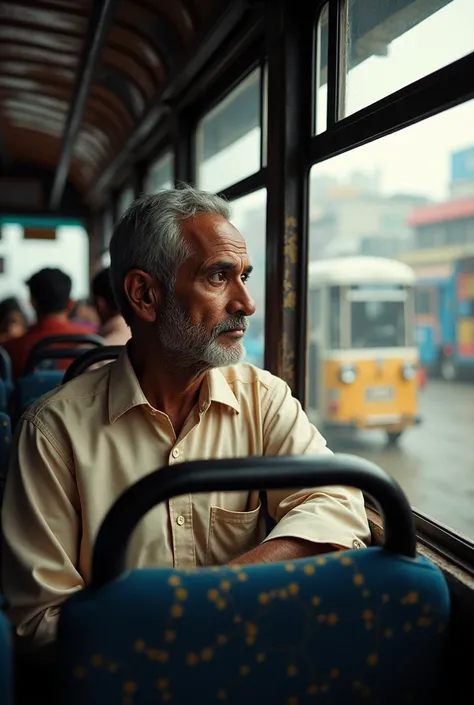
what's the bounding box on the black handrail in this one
[92,453,416,588]
[24,334,104,375]
[0,347,12,383]
[63,346,124,382]
[27,333,104,359]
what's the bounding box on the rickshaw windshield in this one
[350,298,407,349]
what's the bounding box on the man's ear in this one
[123,270,161,322]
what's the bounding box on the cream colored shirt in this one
[1,349,370,647]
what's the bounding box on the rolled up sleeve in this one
[261,377,370,550]
[0,417,83,647]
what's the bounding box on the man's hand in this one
[227,537,336,566]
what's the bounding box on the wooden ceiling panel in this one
[0,0,224,208]
[0,2,87,34]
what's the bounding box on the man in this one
[91,266,131,345]
[3,268,93,379]
[1,186,370,650]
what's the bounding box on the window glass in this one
[196,68,262,192]
[146,151,174,193]
[117,186,134,217]
[314,2,328,134]
[229,189,266,368]
[0,221,89,313]
[307,98,474,538]
[315,0,474,123]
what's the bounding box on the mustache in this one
[212,316,248,336]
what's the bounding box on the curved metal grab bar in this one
[63,346,124,382]
[91,453,416,588]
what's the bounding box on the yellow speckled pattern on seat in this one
[58,547,450,705]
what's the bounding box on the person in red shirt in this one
[3,268,94,380]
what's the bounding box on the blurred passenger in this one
[3,268,94,379]
[69,300,100,333]
[91,267,130,345]
[0,297,26,344]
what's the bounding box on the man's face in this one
[157,213,256,369]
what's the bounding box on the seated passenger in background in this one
[91,266,131,345]
[69,299,100,333]
[3,268,94,379]
[0,296,26,345]
[1,185,370,650]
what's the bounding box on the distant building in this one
[309,174,428,259]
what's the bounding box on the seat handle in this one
[91,453,416,588]
[63,346,124,381]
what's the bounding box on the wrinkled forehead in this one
[180,213,249,266]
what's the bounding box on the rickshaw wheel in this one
[386,431,402,445]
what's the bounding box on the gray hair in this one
[109,183,231,324]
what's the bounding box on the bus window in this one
[309,288,322,329]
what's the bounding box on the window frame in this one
[308,0,474,561]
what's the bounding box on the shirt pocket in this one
[206,501,263,566]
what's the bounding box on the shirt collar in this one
[108,347,241,424]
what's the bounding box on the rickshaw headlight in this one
[402,362,416,380]
[339,364,357,384]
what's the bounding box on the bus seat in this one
[13,334,105,417]
[57,455,450,705]
[0,597,13,705]
[0,348,14,413]
[0,380,9,414]
[15,371,64,417]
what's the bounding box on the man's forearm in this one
[228,537,336,566]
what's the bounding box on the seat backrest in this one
[0,380,8,414]
[58,548,449,705]
[24,334,104,375]
[57,455,450,705]
[0,598,13,705]
[14,370,64,419]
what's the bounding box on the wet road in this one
[325,380,474,540]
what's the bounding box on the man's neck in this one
[36,312,69,324]
[128,338,206,436]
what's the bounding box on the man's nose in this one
[227,287,256,317]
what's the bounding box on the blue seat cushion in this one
[58,547,450,705]
[0,598,13,705]
[16,371,64,409]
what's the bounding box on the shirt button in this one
[352,539,363,549]
[172,448,180,458]
[176,515,185,526]
[200,402,208,413]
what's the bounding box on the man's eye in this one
[209,272,226,283]
[242,273,250,283]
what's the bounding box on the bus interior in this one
[0,0,473,702]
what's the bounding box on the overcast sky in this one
[201,0,474,213]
